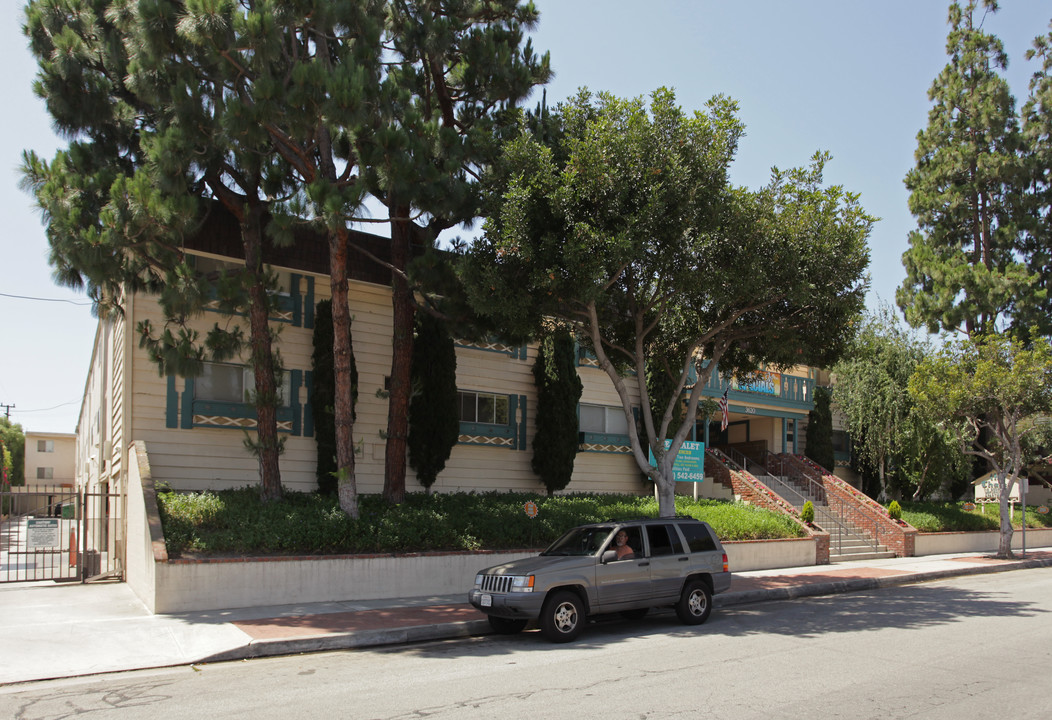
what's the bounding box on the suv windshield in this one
[541,525,615,556]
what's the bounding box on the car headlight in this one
[474,574,484,588]
[508,575,535,593]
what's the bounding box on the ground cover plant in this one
[897,501,1052,533]
[157,489,806,558]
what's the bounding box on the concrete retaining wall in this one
[914,528,1052,556]
[123,444,1051,615]
[150,539,818,613]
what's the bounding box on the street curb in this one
[716,556,1052,608]
[198,557,1052,665]
[200,619,493,664]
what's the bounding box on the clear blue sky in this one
[2,1,1049,434]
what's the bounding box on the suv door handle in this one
[678,557,689,562]
[638,561,650,567]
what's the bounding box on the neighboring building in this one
[76,206,818,503]
[23,431,76,488]
[19,430,76,517]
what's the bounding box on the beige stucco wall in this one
[124,264,647,497]
[23,431,76,486]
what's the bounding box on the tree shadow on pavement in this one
[391,579,1048,659]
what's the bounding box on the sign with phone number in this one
[649,440,706,484]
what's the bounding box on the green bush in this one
[801,500,815,524]
[156,489,806,557]
[888,500,902,520]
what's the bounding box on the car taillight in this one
[722,553,729,573]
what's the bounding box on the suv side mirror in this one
[601,550,618,564]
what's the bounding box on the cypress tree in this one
[531,328,583,495]
[805,386,835,472]
[407,314,459,490]
[312,300,358,495]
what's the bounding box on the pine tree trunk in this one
[242,206,283,502]
[330,229,359,519]
[383,205,413,505]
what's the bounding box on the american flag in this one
[718,388,729,432]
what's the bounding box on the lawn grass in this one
[898,501,1052,533]
[157,488,806,558]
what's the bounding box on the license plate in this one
[480,594,492,607]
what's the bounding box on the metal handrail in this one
[776,452,892,553]
[713,447,860,553]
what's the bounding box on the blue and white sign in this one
[649,440,706,483]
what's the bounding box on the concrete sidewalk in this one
[3,549,1051,686]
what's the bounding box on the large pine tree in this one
[21,0,292,500]
[897,0,1032,338]
[359,0,551,504]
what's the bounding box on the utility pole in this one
[0,403,13,419]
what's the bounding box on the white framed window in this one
[579,404,629,435]
[195,363,292,407]
[37,440,55,453]
[459,391,510,425]
[36,467,54,480]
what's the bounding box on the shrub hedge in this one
[157,489,806,558]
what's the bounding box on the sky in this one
[2,1,1050,435]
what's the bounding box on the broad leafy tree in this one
[909,333,1052,558]
[407,313,459,490]
[898,0,1033,338]
[0,418,25,487]
[358,0,550,504]
[832,307,968,500]
[466,89,872,517]
[531,327,583,495]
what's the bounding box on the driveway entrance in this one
[0,485,124,583]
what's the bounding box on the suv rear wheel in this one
[675,579,712,625]
[540,590,585,642]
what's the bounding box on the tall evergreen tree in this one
[311,300,359,494]
[21,0,291,499]
[897,0,1032,338]
[358,0,551,504]
[804,386,835,472]
[176,0,385,517]
[1021,23,1052,338]
[531,328,583,495]
[407,313,459,490]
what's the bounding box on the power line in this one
[10,400,82,413]
[0,292,93,306]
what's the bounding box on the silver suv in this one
[468,517,731,642]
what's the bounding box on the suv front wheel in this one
[675,579,713,625]
[540,590,585,642]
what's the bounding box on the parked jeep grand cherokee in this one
[468,517,731,642]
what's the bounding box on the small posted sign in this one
[27,518,60,549]
[524,500,538,519]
